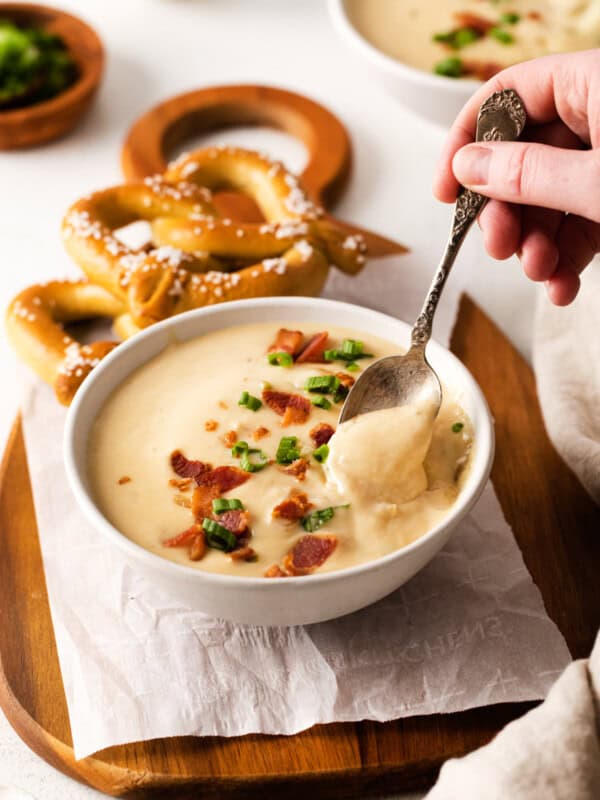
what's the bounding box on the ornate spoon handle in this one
[410,89,527,349]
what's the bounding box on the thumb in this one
[452,142,600,223]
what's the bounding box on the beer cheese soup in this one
[345,0,600,80]
[88,323,473,577]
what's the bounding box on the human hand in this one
[433,50,600,305]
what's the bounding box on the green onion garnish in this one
[305,375,340,394]
[313,444,329,463]
[452,422,464,433]
[232,440,249,457]
[212,498,244,514]
[489,27,514,44]
[311,396,332,410]
[346,362,359,372]
[434,56,464,78]
[276,436,302,465]
[238,391,262,411]
[301,504,349,532]
[240,447,268,473]
[500,12,520,24]
[433,27,479,50]
[324,340,373,363]
[267,351,293,367]
[333,383,349,404]
[202,518,238,551]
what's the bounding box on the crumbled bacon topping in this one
[272,490,313,522]
[164,524,203,548]
[283,535,337,575]
[192,484,220,520]
[216,509,250,536]
[219,400,229,410]
[263,390,311,426]
[174,494,192,508]
[170,449,212,479]
[169,477,192,491]
[117,476,131,485]
[296,331,329,363]
[189,530,207,561]
[264,564,288,578]
[462,60,503,81]
[336,372,355,389]
[268,328,304,355]
[280,457,309,481]
[204,419,218,432]
[196,465,250,492]
[223,429,238,447]
[229,546,257,562]
[452,12,494,34]
[252,426,270,441]
[310,423,335,447]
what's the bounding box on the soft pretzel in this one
[8,147,370,404]
[62,147,367,331]
[6,281,125,404]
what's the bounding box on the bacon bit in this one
[296,331,329,363]
[264,564,288,578]
[192,484,220,520]
[310,423,335,447]
[336,372,355,389]
[205,419,218,432]
[196,465,250,492]
[252,426,270,441]
[527,10,542,21]
[268,328,304,355]
[169,477,192,491]
[272,490,313,522]
[164,523,203,548]
[216,509,250,536]
[174,494,192,508]
[280,457,309,481]
[219,400,229,410]
[462,60,503,81]
[189,531,207,561]
[222,429,238,448]
[263,390,312,426]
[117,476,131,485]
[229,546,257,562]
[171,450,212,479]
[283,535,338,575]
[452,12,494,35]
[282,395,311,427]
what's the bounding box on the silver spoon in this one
[339,88,527,424]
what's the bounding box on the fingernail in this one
[453,145,491,187]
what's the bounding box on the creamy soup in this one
[88,323,473,577]
[346,0,600,80]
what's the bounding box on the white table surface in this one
[0,1,538,797]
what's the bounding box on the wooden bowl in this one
[0,3,104,149]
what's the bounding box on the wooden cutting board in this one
[1,294,599,799]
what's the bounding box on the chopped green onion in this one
[324,343,373,363]
[212,498,244,514]
[267,351,293,367]
[311,396,332,410]
[301,504,349,532]
[240,447,268,473]
[452,422,464,433]
[313,444,329,463]
[238,391,262,411]
[323,348,339,362]
[434,57,464,78]
[489,27,514,44]
[202,518,238,551]
[231,440,249,457]
[341,338,364,357]
[346,362,359,372]
[305,375,340,394]
[454,27,479,48]
[500,12,520,24]
[276,436,302,465]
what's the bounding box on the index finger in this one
[433,54,563,203]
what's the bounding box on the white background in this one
[0,1,539,797]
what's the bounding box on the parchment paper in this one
[20,257,571,759]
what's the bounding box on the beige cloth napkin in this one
[427,631,600,799]
[533,264,600,505]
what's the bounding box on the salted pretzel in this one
[62,146,367,334]
[7,146,369,405]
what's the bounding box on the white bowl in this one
[64,297,494,626]
[328,0,481,127]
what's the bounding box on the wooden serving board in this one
[1,295,599,799]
